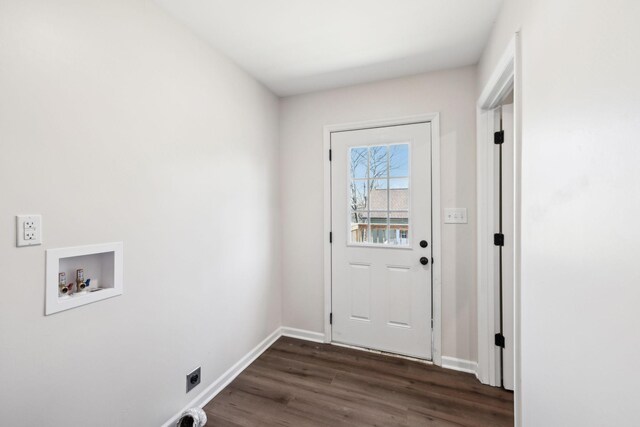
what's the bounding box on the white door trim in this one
[323,113,442,366]
[476,34,521,425]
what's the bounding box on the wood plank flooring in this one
[203,337,513,426]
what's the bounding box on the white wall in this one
[0,1,281,425]
[480,0,640,425]
[280,66,479,362]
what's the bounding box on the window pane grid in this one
[349,143,409,245]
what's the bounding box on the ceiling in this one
[156,0,503,96]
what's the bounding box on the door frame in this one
[476,33,521,423]
[323,113,442,366]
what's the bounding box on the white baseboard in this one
[280,326,326,343]
[441,356,478,375]
[161,328,281,427]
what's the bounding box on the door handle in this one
[420,257,429,265]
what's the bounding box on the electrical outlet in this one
[186,367,201,393]
[16,215,42,247]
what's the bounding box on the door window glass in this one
[349,143,409,245]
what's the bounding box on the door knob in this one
[420,257,429,265]
[420,240,428,248]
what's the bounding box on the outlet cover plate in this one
[16,215,42,247]
[186,367,201,393]
[444,208,468,224]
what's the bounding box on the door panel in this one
[493,108,502,382]
[349,263,371,320]
[502,103,515,391]
[331,122,432,359]
[494,104,515,391]
[386,266,412,327]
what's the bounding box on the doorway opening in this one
[476,33,520,425]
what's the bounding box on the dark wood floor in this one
[203,337,513,426]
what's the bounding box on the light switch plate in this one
[444,208,467,224]
[16,215,42,247]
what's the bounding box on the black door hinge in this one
[330,313,333,325]
[494,233,504,246]
[495,333,505,348]
[494,130,504,145]
[329,232,332,243]
[329,149,332,161]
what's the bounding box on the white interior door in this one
[502,103,515,391]
[331,122,432,359]
[494,104,515,390]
